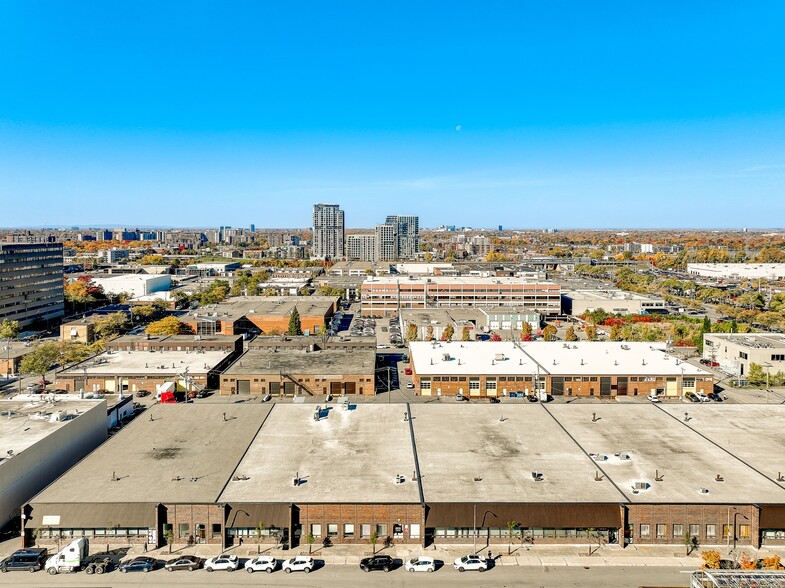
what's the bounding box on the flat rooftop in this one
[400,308,483,325]
[547,404,785,504]
[32,404,272,504]
[59,349,231,376]
[409,341,712,378]
[705,333,785,349]
[1,341,36,360]
[563,289,663,302]
[659,404,785,491]
[109,334,241,345]
[0,399,106,461]
[184,296,338,322]
[219,404,420,504]
[365,276,557,286]
[411,403,627,503]
[224,348,376,375]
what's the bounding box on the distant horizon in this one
[2,3,785,227]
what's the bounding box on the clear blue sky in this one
[1,1,784,229]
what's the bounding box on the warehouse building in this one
[562,290,666,316]
[703,333,785,378]
[1,398,107,531]
[408,341,713,399]
[23,404,785,550]
[90,273,171,299]
[219,347,376,396]
[687,263,785,281]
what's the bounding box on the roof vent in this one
[531,471,544,482]
[715,474,724,482]
[699,487,709,494]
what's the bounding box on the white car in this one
[453,554,487,572]
[282,556,314,574]
[405,556,435,573]
[646,394,661,403]
[406,382,415,389]
[245,555,277,574]
[696,392,710,403]
[204,554,239,572]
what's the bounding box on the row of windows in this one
[309,523,420,540]
[36,528,148,538]
[434,527,610,539]
[638,523,750,539]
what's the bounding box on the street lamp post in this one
[764,362,772,404]
[473,504,477,554]
[733,512,749,552]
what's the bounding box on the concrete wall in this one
[0,401,107,530]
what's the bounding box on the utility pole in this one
[473,504,477,554]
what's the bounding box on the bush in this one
[701,550,721,569]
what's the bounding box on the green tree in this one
[131,305,157,320]
[19,342,61,389]
[369,531,378,555]
[288,307,303,336]
[0,319,20,341]
[748,362,767,386]
[145,316,183,336]
[164,529,174,554]
[306,532,315,554]
[506,520,519,555]
[94,311,129,339]
[565,326,578,342]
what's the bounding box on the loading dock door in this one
[237,379,251,394]
[283,381,296,396]
[330,381,343,396]
[344,382,356,395]
[617,377,628,396]
[269,382,281,396]
[550,377,564,396]
[600,377,612,396]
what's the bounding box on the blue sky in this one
[1,1,784,229]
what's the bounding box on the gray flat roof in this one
[224,349,376,376]
[184,296,338,323]
[658,404,785,492]
[0,399,106,461]
[704,333,785,349]
[219,404,420,504]
[401,308,483,325]
[547,404,785,504]
[562,289,663,302]
[410,403,627,503]
[59,349,231,376]
[32,404,272,504]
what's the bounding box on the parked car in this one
[455,393,468,402]
[695,392,710,403]
[119,557,157,573]
[405,556,435,573]
[526,394,539,402]
[685,392,701,403]
[136,390,150,397]
[1,548,48,573]
[646,394,661,403]
[708,392,724,402]
[204,554,239,572]
[359,555,393,573]
[165,555,201,572]
[406,382,415,389]
[282,556,314,573]
[453,554,488,572]
[245,556,277,574]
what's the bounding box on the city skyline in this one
[2,3,785,228]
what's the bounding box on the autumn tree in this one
[139,254,165,265]
[565,326,578,342]
[520,322,533,342]
[288,307,303,336]
[585,324,597,341]
[425,325,434,340]
[542,325,557,341]
[94,312,129,339]
[131,305,157,320]
[146,316,183,336]
[441,324,455,341]
[489,332,502,342]
[461,326,470,341]
[406,323,419,342]
[700,550,721,569]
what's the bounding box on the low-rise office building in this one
[703,333,785,378]
[0,242,64,327]
[0,341,35,378]
[361,276,561,317]
[1,398,107,531]
[219,347,377,396]
[22,404,785,549]
[562,290,666,316]
[409,341,713,399]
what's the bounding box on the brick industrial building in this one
[408,341,713,399]
[361,276,561,317]
[23,404,785,550]
[179,296,339,336]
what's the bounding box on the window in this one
[706,524,716,538]
[673,524,684,538]
[212,524,221,538]
[420,379,431,391]
[722,525,731,540]
[343,524,354,538]
[640,524,650,538]
[410,524,420,539]
[469,378,480,391]
[689,524,699,537]
[772,354,785,361]
[360,524,371,538]
[656,524,666,538]
[178,523,189,538]
[327,524,338,537]
[739,524,750,539]
[486,378,497,391]
[310,524,321,538]
[376,524,388,537]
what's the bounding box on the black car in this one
[708,392,723,402]
[527,395,539,402]
[359,555,393,573]
[119,557,157,573]
[165,555,201,572]
[1,548,48,573]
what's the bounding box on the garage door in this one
[237,380,250,394]
[330,382,343,396]
[345,382,356,395]
[283,382,296,396]
[269,382,280,396]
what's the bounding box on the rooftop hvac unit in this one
[442,353,451,361]
[495,353,506,361]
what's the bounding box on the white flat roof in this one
[410,341,712,378]
[0,399,105,460]
[219,405,420,504]
[365,276,557,286]
[59,349,230,376]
